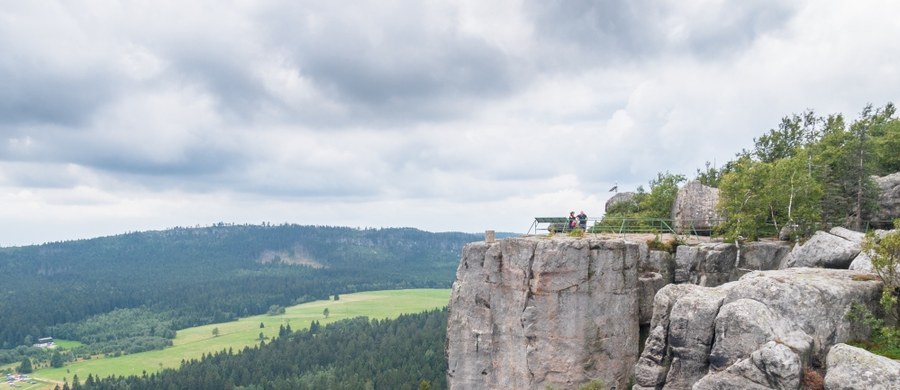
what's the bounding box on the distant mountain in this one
[0,224,483,349]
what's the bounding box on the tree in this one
[51,351,65,368]
[323,308,330,318]
[848,221,900,358]
[259,322,265,329]
[812,108,881,228]
[16,357,33,374]
[595,171,686,233]
[212,327,220,337]
[748,112,812,163]
[717,157,775,241]
[717,155,821,241]
[696,161,723,187]
[871,113,900,175]
[863,221,900,323]
[639,171,686,218]
[333,293,340,301]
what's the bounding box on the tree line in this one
[0,225,479,352]
[60,308,449,390]
[604,102,900,240]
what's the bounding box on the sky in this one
[2,0,899,246]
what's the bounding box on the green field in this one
[32,289,450,385]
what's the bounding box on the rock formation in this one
[632,268,882,389]
[446,237,642,390]
[784,228,863,269]
[672,241,791,287]
[671,180,720,235]
[824,343,900,389]
[605,191,638,213]
[870,172,900,228]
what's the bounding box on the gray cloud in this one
[525,0,797,65]
[0,63,115,128]
[254,2,517,125]
[0,0,898,246]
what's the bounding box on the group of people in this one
[568,211,588,230]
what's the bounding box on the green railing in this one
[529,216,893,238]
[530,217,721,236]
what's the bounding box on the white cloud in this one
[1,0,899,246]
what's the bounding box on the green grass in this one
[848,340,900,360]
[33,289,450,384]
[50,340,82,350]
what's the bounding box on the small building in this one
[33,337,54,348]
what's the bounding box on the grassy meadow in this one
[32,289,451,385]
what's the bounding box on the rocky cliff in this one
[446,233,893,389]
[633,268,882,389]
[446,237,643,390]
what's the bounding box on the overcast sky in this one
[2,0,899,246]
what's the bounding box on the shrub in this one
[801,367,824,390]
[578,379,605,390]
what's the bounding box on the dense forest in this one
[62,309,448,390]
[604,102,900,240]
[0,224,481,353]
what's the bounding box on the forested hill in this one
[0,224,482,349]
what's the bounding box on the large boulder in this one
[446,237,642,390]
[869,172,900,228]
[671,180,721,235]
[829,226,866,244]
[632,268,882,389]
[673,241,792,287]
[736,241,793,276]
[695,341,802,390]
[824,343,900,389]
[605,191,638,213]
[784,230,862,268]
[674,243,737,287]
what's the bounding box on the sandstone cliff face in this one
[446,237,642,390]
[672,241,792,288]
[633,268,882,389]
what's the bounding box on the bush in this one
[578,379,605,390]
[647,233,680,254]
[862,220,900,323]
[801,367,824,390]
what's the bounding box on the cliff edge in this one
[446,236,642,390]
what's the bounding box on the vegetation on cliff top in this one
[609,102,900,241]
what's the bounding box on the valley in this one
[24,289,450,387]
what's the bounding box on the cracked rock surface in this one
[446,236,641,390]
[633,268,882,389]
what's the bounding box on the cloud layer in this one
[1,0,899,245]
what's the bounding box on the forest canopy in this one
[0,224,481,350]
[604,103,899,241]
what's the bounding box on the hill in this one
[0,224,482,351]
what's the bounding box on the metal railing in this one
[529,216,896,238]
[528,217,725,237]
